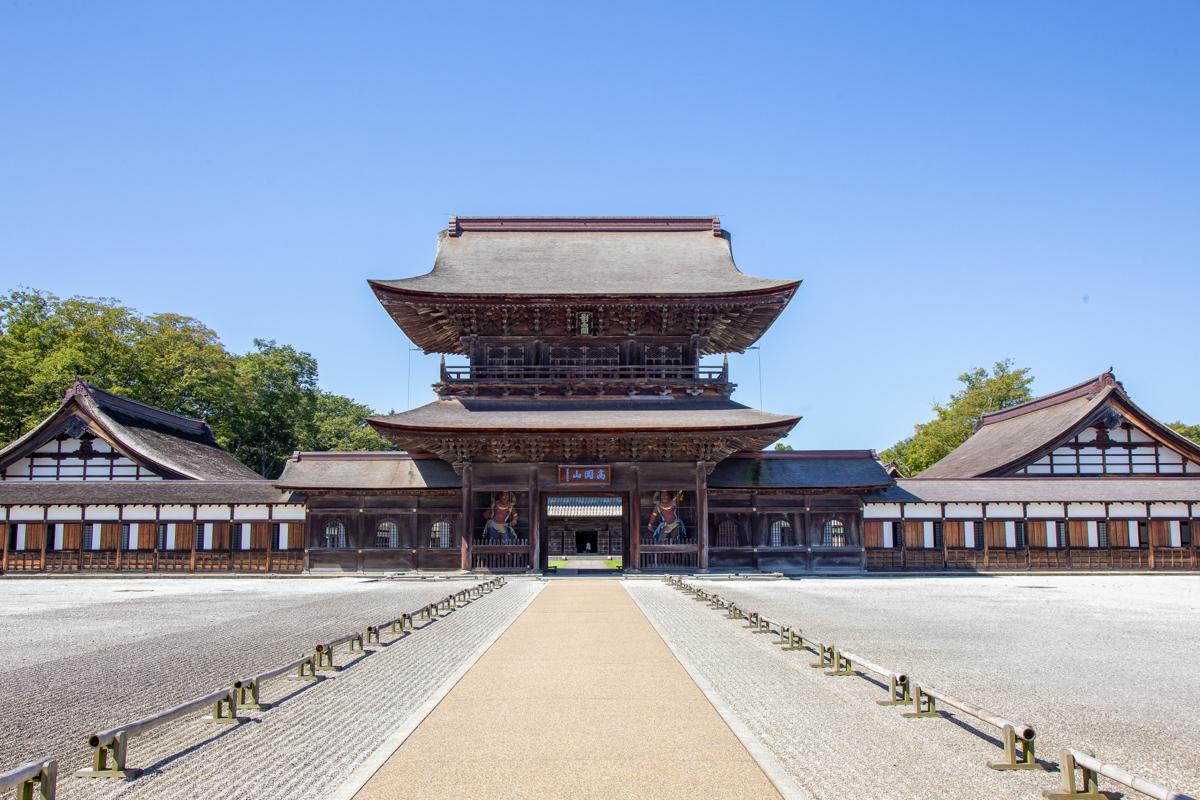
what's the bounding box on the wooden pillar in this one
[696,461,709,570]
[528,465,541,572]
[460,464,473,571]
[152,505,160,572]
[40,508,48,572]
[189,506,198,573]
[115,506,123,571]
[982,510,990,570]
[629,465,641,571]
[1,507,9,572]
[265,509,274,573]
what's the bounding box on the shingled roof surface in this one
[709,451,893,490]
[868,478,1200,503]
[276,452,461,490]
[368,397,799,433]
[0,381,260,481]
[914,370,1200,479]
[0,480,296,504]
[369,216,798,297]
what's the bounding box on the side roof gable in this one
[0,381,259,480]
[918,370,1200,478]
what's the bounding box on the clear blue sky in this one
[2,2,1198,450]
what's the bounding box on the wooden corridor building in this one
[2,218,1198,574]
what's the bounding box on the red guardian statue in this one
[482,491,520,542]
[647,490,686,541]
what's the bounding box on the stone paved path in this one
[55,579,542,800]
[354,580,783,800]
[625,580,1060,800]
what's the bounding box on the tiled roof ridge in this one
[71,380,214,440]
[289,451,432,461]
[726,449,879,459]
[447,216,723,236]
[977,369,1120,427]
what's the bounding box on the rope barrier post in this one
[294,655,318,683]
[901,685,942,718]
[878,674,911,705]
[236,679,263,711]
[824,648,855,677]
[314,645,336,673]
[3,758,58,800]
[810,643,835,669]
[989,724,1041,771]
[783,628,804,651]
[1041,750,1103,799]
[208,690,241,725]
[745,611,758,629]
[78,731,138,779]
[348,633,365,654]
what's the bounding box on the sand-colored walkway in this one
[354,580,782,800]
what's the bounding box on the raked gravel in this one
[642,575,1200,798]
[0,576,513,785]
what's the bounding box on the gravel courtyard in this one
[0,576,490,778]
[636,575,1200,798]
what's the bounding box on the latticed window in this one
[430,520,453,549]
[81,523,95,551]
[716,518,738,547]
[376,520,400,548]
[1014,521,1027,548]
[121,523,132,551]
[485,345,525,371]
[769,519,789,547]
[325,521,347,549]
[1056,521,1068,549]
[157,523,168,551]
[823,519,846,547]
[644,344,683,366]
[1097,521,1109,548]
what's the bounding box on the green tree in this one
[222,339,319,478]
[1168,422,1200,444]
[305,392,392,452]
[0,288,392,477]
[880,360,1035,476]
[773,443,794,451]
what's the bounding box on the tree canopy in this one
[0,288,392,478]
[1168,422,1200,445]
[880,360,1035,476]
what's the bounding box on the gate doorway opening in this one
[545,495,624,572]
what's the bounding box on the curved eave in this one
[368,280,800,355]
[366,416,801,438]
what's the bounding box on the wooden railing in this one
[864,546,1198,572]
[442,363,728,384]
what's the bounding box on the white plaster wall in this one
[273,505,306,521]
[1150,502,1189,518]
[234,504,270,521]
[9,506,45,522]
[986,502,1022,518]
[46,505,83,521]
[1108,502,1147,519]
[1025,503,1064,519]
[1068,502,1106,518]
[196,504,232,521]
[944,503,983,519]
[123,505,157,521]
[903,503,941,519]
[84,505,120,520]
[159,504,194,521]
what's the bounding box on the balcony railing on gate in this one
[442,364,728,384]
